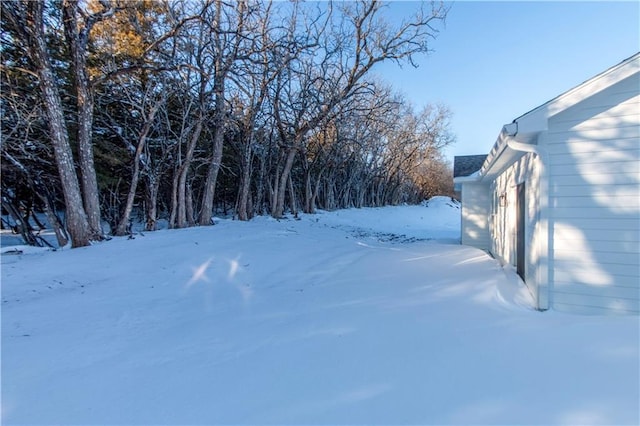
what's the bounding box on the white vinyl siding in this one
[460,182,491,250]
[546,72,640,314]
[488,153,543,305]
[460,55,639,314]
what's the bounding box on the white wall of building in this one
[460,182,491,251]
[546,72,640,314]
[488,152,545,308]
[458,54,639,314]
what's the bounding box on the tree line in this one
[1,0,454,248]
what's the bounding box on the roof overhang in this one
[475,52,640,182]
[479,124,541,181]
[453,171,481,185]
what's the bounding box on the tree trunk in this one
[75,73,102,236]
[176,118,203,228]
[63,0,103,238]
[269,151,281,217]
[327,177,336,210]
[114,104,158,236]
[198,0,237,226]
[145,175,159,231]
[256,148,267,216]
[304,170,313,214]
[41,194,69,247]
[0,191,40,247]
[312,170,323,211]
[169,166,179,229]
[186,181,195,226]
[303,167,324,214]
[236,135,254,221]
[25,2,92,247]
[273,147,297,218]
[198,60,224,224]
[3,149,70,246]
[199,122,224,225]
[288,174,297,217]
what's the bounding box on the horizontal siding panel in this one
[553,118,640,135]
[551,97,639,131]
[550,195,640,209]
[553,228,639,245]
[550,190,639,215]
[549,206,640,220]
[549,74,640,131]
[553,291,639,314]
[553,260,639,285]
[550,160,639,177]
[551,218,640,233]
[554,116,639,133]
[549,149,639,166]
[552,108,638,132]
[550,183,639,196]
[554,260,640,278]
[546,137,639,155]
[554,240,639,257]
[552,101,637,126]
[552,249,640,264]
[550,172,639,186]
[546,124,640,143]
[553,301,639,315]
[554,283,640,299]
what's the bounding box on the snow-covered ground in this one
[2,198,638,425]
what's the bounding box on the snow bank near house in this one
[2,199,638,425]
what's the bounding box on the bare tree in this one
[160,1,212,229]
[230,0,302,220]
[269,0,447,218]
[98,78,164,236]
[61,0,120,238]
[2,0,454,249]
[1,42,69,247]
[197,0,252,225]
[4,1,94,247]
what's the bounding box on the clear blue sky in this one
[373,1,640,162]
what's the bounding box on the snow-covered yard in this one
[2,198,638,425]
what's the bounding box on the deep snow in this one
[1,198,639,425]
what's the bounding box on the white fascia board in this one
[479,132,505,179]
[453,171,481,184]
[546,53,639,118]
[479,126,541,181]
[510,111,548,141]
[479,130,514,180]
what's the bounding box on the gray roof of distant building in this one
[453,155,488,178]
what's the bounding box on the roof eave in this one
[478,52,640,182]
[453,173,481,184]
[479,124,542,181]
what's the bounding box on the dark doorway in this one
[516,182,526,280]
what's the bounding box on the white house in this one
[454,53,640,315]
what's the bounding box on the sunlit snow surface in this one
[2,198,638,425]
